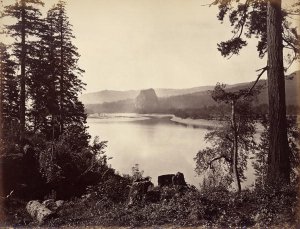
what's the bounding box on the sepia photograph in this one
[0,0,299,227]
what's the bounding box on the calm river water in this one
[87,114,255,188]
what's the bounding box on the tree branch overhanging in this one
[247,66,268,95]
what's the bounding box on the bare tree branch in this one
[247,66,268,95]
[201,0,217,7]
[232,0,250,40]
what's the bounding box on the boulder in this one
[158,174,174,187]
[26,200,54,224]
[158,172,187,187]
[55,200,64,209]
[172,172,187,186]
[128,179,154,205]
[42,199,64,211]
[42,199,57,211]
[128,172,188,205]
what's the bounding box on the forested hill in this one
[81,83,252,104]
[84,71,300,114]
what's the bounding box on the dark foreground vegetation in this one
[1,177,298,228]
[47,185,299,228]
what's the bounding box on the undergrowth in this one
[40,185,298,228]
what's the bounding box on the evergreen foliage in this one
[45,1,85,135]
[213,0,299,63]
[0,43,19,140]
[27,0,86,139]
[2,0,44,139]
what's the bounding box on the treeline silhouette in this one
[172,104,300,120]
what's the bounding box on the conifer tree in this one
[2,0,44,141]
[27,16,59,139]
[0,43,19,140]
[210,0,299,185]
[45,1,86,136]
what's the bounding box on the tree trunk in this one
[59,11,64,134]
[266,0,290,185]
[49,22,56,140]
[59,13,64,134]
[231,100,241,192]
[0,57,3,140]
[20,0,26,142]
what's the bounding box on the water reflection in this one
[87,115,255,188]
[88,116,208,186]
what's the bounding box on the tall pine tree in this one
[0,43,19,140]
[27,18,59,139]
[26,0,86,140]
[2,0,44,141]
[211,0,299,185]
[46,1,86,135]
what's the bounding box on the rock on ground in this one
[26,200,54,224]
[128,179,154,205]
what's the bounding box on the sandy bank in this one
[170,116,220,128]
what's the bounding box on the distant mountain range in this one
[80,83,253,105]
[82,71,299,114]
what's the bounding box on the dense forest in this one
[0,0,299,227]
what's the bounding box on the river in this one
[87,113,255,188]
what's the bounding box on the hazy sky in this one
[1,0,299,93]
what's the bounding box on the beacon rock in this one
[135,88,159,113]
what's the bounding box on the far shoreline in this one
[87,112,220,128]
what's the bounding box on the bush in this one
[86,172,132,203]
[0,124,110,200]
[35,128,109,199]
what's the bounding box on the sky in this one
[1,0,299,93]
